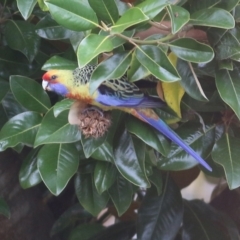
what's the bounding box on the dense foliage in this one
[0,0,240,239]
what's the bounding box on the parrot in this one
[42,65,212,171]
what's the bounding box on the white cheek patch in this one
[42,80,49,90]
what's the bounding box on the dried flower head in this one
[78,107,111,138]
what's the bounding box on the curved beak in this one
[42,80,50,90]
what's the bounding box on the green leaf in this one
[89,51,132,94]
[126,116,170,156]
[158,124,215,171]
[51,204,92,236]
[148,168,163,195]
[36,14,74,40]
[38,143,79,195]
[137,174,183,240]
[53,99,74,117]
[89,0,119,24]
[215,68,240,120]
[128,54,150,82]
[177,59,208,102]
[167,5,190,34]
[0,80,9,103]
[17,0,37,20]
[189,0,239,12]
[135,45,181,82]
[183,200,238,240]
[190,8,235,29]
[10,75,51,113]
[91,141,114,162]
[45,0,99,31]
[70,32,85,52]
[19,148,42,189]
[212,133,240,189]
[0,47,39,79]
[94,162,117,194]
[81,134,107,158]
[38,0,48,11]
[42,55,77,70]
[170,38,214,63]
[1,92,28,120]
[136,0,167,19]
[75,172,109,216]
[4,20,40,62]
[108,173,133,216]
[214,31,240,60]
[0,198,10,219]
[34,108,81,147]
[111,7,149,33]
[114,129,150,188]
[0,111,42,151]
[69,224,105,240]
[77,34,113,67]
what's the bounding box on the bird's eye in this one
[51,75,57,80]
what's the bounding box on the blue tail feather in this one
[138,112,212,171]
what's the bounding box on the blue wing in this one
[95,76,166,108]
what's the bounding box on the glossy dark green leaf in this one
[177,59,208,102]
[167,5,190,34]
[215,68,240,120]
[70,32,85,52]
[158,124,215,171]
[0,111,42,151]
[89,0,118,24]
[45,0,99,31]
[75,172,109,216]
[36,14,74,40]
[37,143,79,195]
[137,174,183,240]
[42,55,77,71]
[17,0,37,20]
[214,31,240,60]
[0,80,9,102]
[212,133,240,189]
[111,7,149,33]
[135,45,181,82]
[4,20,40,62]
[190,8,235,29]
[10,75,51,113]
[34,108,81,147]
[189,0,238,12]
[108,173,133,216]
[94,162,117,194]
[51,204,92,236]
[19,148,42,189]
[126,116,170,156]
[170,38,214,63]
[81,134,107,158]
[183,200,238,240]
[91,141,114,162]
[77,34,113,67]
[69,224,105,240]
[89,51,132,94]
[128,54,150,82]
[1,92,28,120]
[148,168,163,195]
[0,47,39,79]
[136,0,167,19]
[53,99,74,117]
[114,129,150,188]
[0,198,10,219]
